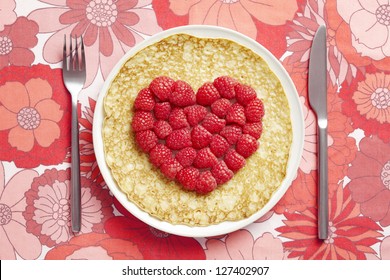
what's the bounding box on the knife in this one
[308,25,328,240]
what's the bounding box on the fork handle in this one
[318,124,328,240]
[71,98,81,232]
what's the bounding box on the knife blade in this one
[308,25,328,240]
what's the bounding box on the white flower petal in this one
[337,0,366,22]
[350,10,388,49]
[381,28,390,56]
[358,0,380,13]
[4,220,41,259]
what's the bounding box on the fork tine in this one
[81,35,85,70]
[69,35,74,70]
[63,34,67,71]
[75,37,80,71]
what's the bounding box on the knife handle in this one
[318,124,329,240]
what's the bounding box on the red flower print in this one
[28,0,162,87]
[285,0,360,86]
[104,199,206,260]
[45,232,142,260]
[276,184,383,260]
[153,0,298,58]
[23,168,114,248]
[0,17,38,69]
[340,70,390,143]
[0,64,71,168]
[347,136,390,227]
[78,97,104,185]
[205,230,291,260]
[0,162,41,259]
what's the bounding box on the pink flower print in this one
[340,70,390,142]
[45,233,143,260]
[347,136,390,227]
[28,0,162,87]
[353,72,390,125]
[0,17,38,69]
[205,230,290,260]
[0,162,41,259]
[23,169,114,247]
[378,236,390,259]
[366,236,390,260]
[0,78,63,152]
[169,0,298,40]
[78,97,105,186]
[337,0,390,60]
[0,64,71,168]
[300,97,317,174]
[286,0,359,86]
[0,0,17,31]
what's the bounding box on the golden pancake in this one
[103,33,292,226]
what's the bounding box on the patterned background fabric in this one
[1,0,390,260]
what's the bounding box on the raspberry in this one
[245,99,265,122]
[149,76,175,101]
[135,130,158,152]
[134,88,155,111]
[236,134,258,158]
[234,83,257,106]
[211,161,233,185]
[175,147,197,167]
[191,125,212,149]
[166,128,192,150]
[209,135,230,158]
[211,98,231,118]
[213,76,238,99]
[195,171,217,194]
[242,122,263,139]
[184,105,208,127]
[202,113,226,134]
[177,167,200,191]
[131,111,154,132]
[193,148,218,169]
[154,102,171,120]
[170,80,196,107]
[224,149,246,172]
[160,158,183,180]
[220,125,242,145]
[226,103,246,126]
[196,82,220,106]
[154,120,172,139]
[149,144,172,167]
[168,108,189,130]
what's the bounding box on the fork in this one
[63,35,86,233]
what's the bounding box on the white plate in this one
[93,25,304,237]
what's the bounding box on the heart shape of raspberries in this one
[132,76,264,194]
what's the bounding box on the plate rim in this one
[93,25,304,237]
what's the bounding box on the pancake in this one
[102,33,292,226]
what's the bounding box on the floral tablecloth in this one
[1,0,390,260]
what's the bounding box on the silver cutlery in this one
[62,35,86,233]
[308,25,328,240]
